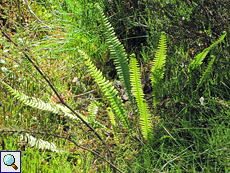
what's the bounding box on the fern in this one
[140,99,152,139]
[96,4,135,108]
[129,53,151,140]
[107,107,118,144]
[189,31,226,72]
[150,32,167,84]
[149,32,167,113]
[129,54,144,110]
[195,55,216,92]
[20,133,68,153]
[88,101,99,128]
[88,101,98,121]
[0,80,106,129]
[23,58,33,73]
[78,50,132,134]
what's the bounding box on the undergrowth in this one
[0,0,230,172]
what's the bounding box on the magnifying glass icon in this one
[3,154,18,170]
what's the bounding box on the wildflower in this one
[199,97,204,105]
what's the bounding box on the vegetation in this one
[0,0,230,172]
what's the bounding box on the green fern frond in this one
[88,101,98,120]
[149,32,167,113]
[96,5,135,107]
[107,107,118,144]
[140,99,152,140]
[129,53,152,140]
[189,31,226,72]
[150,32,167,85]
[1,80,61,115]
[78,50,132,134]
[88,101,98,127]
[0,80,107,129]
[196,55,216,92]
[23,58,33,73]
[129,54,144,110]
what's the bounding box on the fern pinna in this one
[129,53,152,140]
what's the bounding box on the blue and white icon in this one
[3,154,18,170]
[0,151,21,173]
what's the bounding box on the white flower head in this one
[199,97,204,105]
[0,60,6,64]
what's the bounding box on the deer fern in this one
[129,53,152,140]
[107,107,119,144]
[78,50,132,134]
[96,4,135,108]
[195,55,216,92]
[189,31,226,72]
[0,80,106,129]
[150,32,167,114]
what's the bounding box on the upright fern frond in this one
[195,55,216,92]
[96,5,135,108]
[129,53,151,140]
[189,31,226,72]
[78,50,132,134]
[150,32,167,112]
[140,99,152,140]
[107,107,119,144]
[88,101,99,127]
[150,32,167,85]
[129,54,144,109]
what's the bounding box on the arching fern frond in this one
[129,53,151,140]
[78,50,132,134]
[195,55,216,92]
[96,4,135,108]
[0,80,106,129]
[189,31,226,72]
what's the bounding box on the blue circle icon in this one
[3,154,18,170]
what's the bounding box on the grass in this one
[0,0,230,172]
